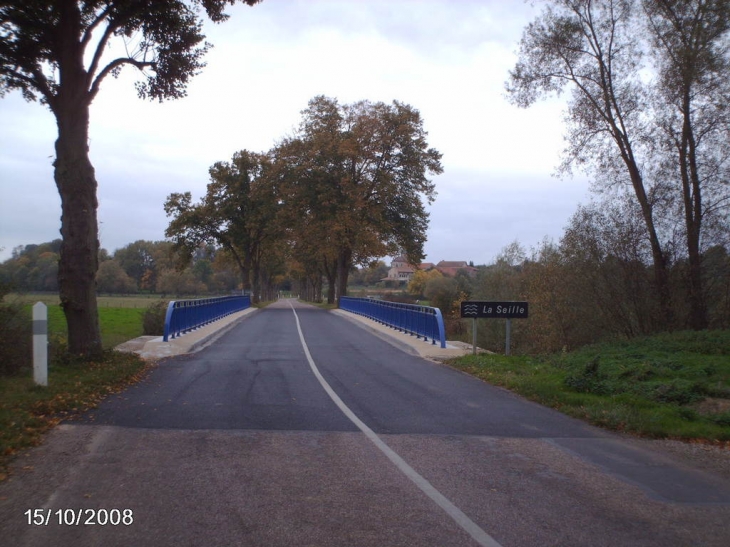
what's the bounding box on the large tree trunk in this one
[251,247,261,304]
[54,101,102,357]
[335,246,352,305]
[680,93,708,330]
[685,228,706,330]
[322,255,337,304]
[625,158,674,330]
[645,221,673,330]
[51,0,102,358]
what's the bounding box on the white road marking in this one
[289,302,502,547]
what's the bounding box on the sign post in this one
[472,317,477,355]
[32,302,48,386]
[460,301,529,356]
[505,319,512,356]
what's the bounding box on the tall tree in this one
[164,150,280,302]
[643,0,730,329]
[279,96,443,302]
[271,130,345,304]
[0,0,261,356]
[505,0,674,327]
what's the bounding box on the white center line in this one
[289,302,502,547]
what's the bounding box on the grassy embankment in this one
[448,330,730,443]
[0,295,157,479]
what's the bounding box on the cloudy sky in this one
[0,0,590,266]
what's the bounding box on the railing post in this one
[163,301,176,342]
[432,307,446,348]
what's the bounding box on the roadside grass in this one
[447,330,730,443]
[1,293,257,478]
[43,305,144,350]
[0,351,151,481]
[308,300,338,310]
[1,295,154,481]
[9,293,167,309]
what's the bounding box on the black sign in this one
[460,301,529,319]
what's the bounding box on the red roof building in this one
[382,257,477,283]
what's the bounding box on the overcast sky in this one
[0,0,590,266]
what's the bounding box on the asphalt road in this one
[1,299,729,546]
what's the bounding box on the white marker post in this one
[32,302,48,386]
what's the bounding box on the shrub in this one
[0,287,31,376]
[143,300,169,336]
[424,276,459,316]
[564,356,612,395]
[709,412,730,427]
[648,380,703,406]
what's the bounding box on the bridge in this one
[1,299,729,547]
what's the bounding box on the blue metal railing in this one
[339,296,446,348]
[163,295,251,342]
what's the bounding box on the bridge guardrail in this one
[339,296,446,348]
[163,295,251,342]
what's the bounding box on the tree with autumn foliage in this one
[407,269,442,298]
[276,95,443,303]
[164,150,281,302]
[0,0,262,357]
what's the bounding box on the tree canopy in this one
[276,95,443,302]
[0,1,261,105]
[163,95,443,304]
[0,0,262,356]
[506,0,730,330]
[164,150,282,302]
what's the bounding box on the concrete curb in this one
[330,308,479,361]
[115,307,259,361]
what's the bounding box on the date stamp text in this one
[24,508,134,526]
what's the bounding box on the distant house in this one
[434,260,478,278]
[383,255,417,282]
[382,257,477,284]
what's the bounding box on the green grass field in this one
[34,304,145,350]
[448,330,730,442]
[11,293,168,308]
[6,293,172,349]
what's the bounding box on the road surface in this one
[1,299,729,546]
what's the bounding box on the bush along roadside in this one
[446,330,730,443]
[143,300,169,336]
[0,351,151,481]
[0,285,31,376]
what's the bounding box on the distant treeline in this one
[3,221,730,355]
[0,239,291,298]
[399,205,730,353]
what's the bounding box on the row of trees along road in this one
[0,0,262,357]
[506,0,730,331]
[164,95,443,305]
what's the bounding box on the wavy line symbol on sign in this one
[463,304,478,315]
